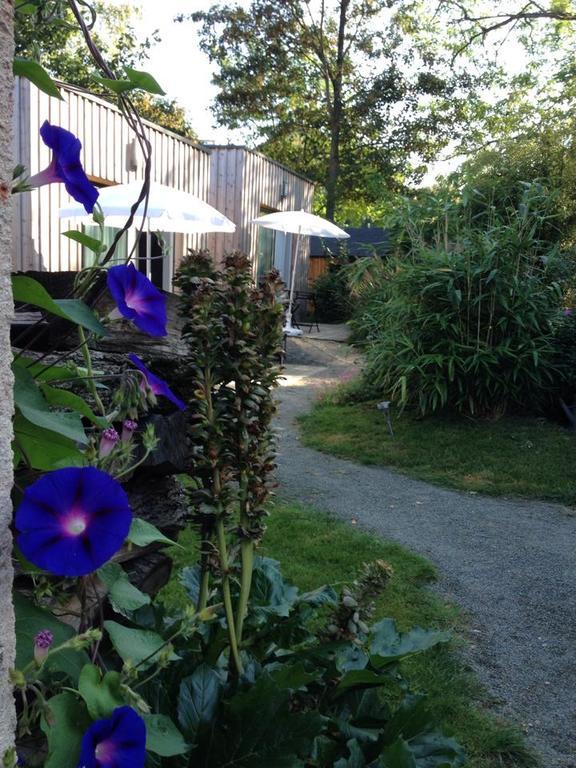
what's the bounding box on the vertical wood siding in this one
[308,256,329,285]
[207,146,315,288]
[12,79,211,275]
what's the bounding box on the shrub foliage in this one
[353,185,567,417]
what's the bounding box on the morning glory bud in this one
[121,420,138,443]
[34,629,54,664]
[99,427,120,457]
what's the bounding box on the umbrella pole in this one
[284,227,303,336]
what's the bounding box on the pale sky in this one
[122,0,252,143]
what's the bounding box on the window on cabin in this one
[82,226,128,268]
[256,225,276,279]
[138,232,172,291]
[255,205,292,284]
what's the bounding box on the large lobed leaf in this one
[12,413,85,471]
[250,556,299,616]
[178,663,223,737]
[369,619,450,668]
[96,68,165,96]
[127,517,178,548]
[142,714,189,757]
[207,673,322,767]
[41,383,108,427]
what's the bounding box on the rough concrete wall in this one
[0,0,15,756]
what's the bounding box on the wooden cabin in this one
[206,145,315,290]
[12,79,316,293]
[12,78,211,292]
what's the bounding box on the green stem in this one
[236,539,254,643]
[73,204,106,298]
[216,517,243,675]
[204,366,242,672]
[130,626,183,673]
[197,370,215,614]
[113,446,152,479]
[235,469,253,643]
[78,327,106,417]
[198,552,210,612]
[132,665,164,690]
[73,265,101,299]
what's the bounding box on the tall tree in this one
[132,95,198,140]
[188,1,476,220]
[442,1,576,183]
[15,2,197,139]
[0,0,15,757]
[446,0,576,51]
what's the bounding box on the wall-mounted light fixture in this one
[280,180,289,201]
[126,139,139,172]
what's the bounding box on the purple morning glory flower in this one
[15,467,132,577]
[107,264,167,337]
[78,706,146,768]
[128,353,186,411]
[27,121,99,214]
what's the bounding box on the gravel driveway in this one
[275,335,576,767]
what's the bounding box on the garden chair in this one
[292,290,320,333]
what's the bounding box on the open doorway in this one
[137,232,174,291]
[255,206,292,285]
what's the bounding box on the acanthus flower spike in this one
[28,121,99,214]
[107,264,167,337]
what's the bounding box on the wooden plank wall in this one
[207,146,315,289]
[12,79,211,276]
[308,256,329,285]
[205,146,244,261]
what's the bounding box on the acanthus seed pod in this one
[342,594,358,609]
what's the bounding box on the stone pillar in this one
[0,0,16,756]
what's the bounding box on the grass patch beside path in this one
[299,400,576,505]
[160,502,535,768]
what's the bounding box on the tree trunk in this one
[0,0,15,758]
[325,94,342,222]
[325,0,349,222]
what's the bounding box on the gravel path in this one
[275,336,576,767]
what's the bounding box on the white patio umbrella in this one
[59,181,236,234]
[252,209,349,336]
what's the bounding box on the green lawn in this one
[299,400,576,505]
[160,502,536,768]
